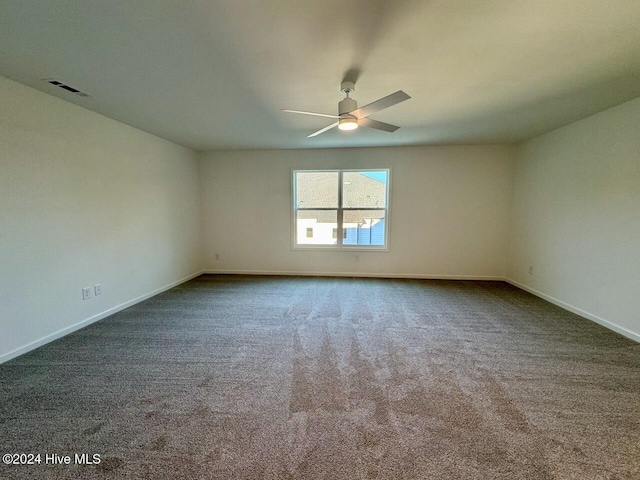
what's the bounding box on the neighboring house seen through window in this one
[293,169,389,248]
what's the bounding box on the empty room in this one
[1,1,639,479]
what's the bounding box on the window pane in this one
[342,171,387,208]
[343,210,386,246]
[296,171,339,208]
[296,210,338,245]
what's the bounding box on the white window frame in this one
[292,168,390,251]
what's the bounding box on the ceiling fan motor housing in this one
[338,97,357,116]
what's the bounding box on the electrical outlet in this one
[82,287,91,300]
[529,266,534,275]
[94,284,102,296]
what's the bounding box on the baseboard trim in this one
[7,271,633,364]
[505,277,640,343]
[202,269,504,281]
[0,270,204,365]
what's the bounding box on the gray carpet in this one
[1,275,639,479]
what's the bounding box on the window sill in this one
[292,245,389,252]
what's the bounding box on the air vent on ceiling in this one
[46,79,89,97]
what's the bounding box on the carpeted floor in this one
[1,275,639,479]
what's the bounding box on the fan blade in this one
[350,90,411,119]
[307,122,339,138]
[281,109,339,119]
[359,117,400,133]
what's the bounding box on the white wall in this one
[0,76,202,362]
[199,145,515,278]
[508,96,640,341]
[5,73,635,364]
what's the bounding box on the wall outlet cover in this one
[94,284,102,295]
[82,287,91,300]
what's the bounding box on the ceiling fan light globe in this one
[338,117,358,131]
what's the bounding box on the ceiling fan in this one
[282,81,411,138]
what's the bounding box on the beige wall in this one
[0,76,202,361]
[508,96,640,341]
[199,145,515,278]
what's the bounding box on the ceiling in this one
[2,0,640,151]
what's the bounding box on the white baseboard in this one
[205,271,639,343]
[202,269,504,281]
[6,271,633,365]
[0,270,204,365]
[505,278,640,343]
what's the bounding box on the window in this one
[293,169,389,248]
